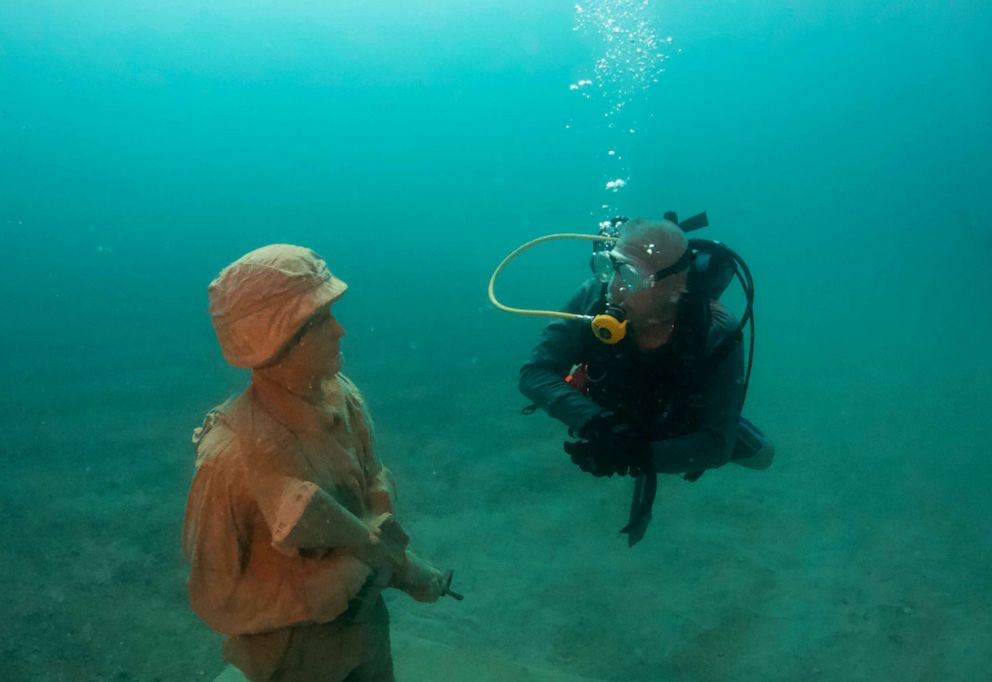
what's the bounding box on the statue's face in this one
[285,305,346,379]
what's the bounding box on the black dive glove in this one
[563,412,652,477]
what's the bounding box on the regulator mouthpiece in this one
[591,305,627,344]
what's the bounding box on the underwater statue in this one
[183,244,459,682]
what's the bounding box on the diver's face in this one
[293,305,346,378]
[606,246,657,314]
[608,243,686,319]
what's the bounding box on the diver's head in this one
[599,218,690,321]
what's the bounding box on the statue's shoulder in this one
[191,395,247,468]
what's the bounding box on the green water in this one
[1,1,989,680]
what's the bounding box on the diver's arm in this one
[518,280,606,433]
[648,328,744,474]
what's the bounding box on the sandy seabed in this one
[2,349,989,682]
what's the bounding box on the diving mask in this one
[592,251,652,293]
[592,248,695,294]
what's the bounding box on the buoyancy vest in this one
[577,283,714,441]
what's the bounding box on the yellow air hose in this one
[487,233,628,344]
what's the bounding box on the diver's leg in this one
[731,417,775,470]
[732,438,775,469]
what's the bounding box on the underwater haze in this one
[1,0,990,680]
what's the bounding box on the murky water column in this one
[569,0,677,222]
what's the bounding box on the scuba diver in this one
[490,212,773,546]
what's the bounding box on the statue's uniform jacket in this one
[182,375,397,636]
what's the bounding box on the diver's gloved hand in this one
[564,439,619,476]
[564,413,652,477]
[564,439,651,477]
[578,412,632,441]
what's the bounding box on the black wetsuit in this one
[519,278,744,475]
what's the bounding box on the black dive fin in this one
[620,471,658,547]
